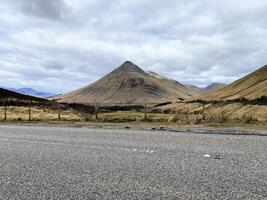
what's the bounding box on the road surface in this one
[0,125,266,199]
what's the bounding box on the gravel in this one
[0,125,266,199]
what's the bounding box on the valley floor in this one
[0,104,267,126]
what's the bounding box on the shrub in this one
[243,114,258,124]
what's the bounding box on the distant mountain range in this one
[4,87,55,98]
[2,62,266,104]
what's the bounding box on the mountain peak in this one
[110,61,145,75]
[123,60,134,65]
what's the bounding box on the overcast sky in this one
[0,0,267,93]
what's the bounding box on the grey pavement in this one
[0,125,266,199]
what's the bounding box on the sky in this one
[0,0,267,93]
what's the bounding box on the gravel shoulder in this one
[0,121,267,136]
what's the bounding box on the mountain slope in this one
[202,65,267,100]
[0,88,46,102]
[184,84,204,95]
[204,83,226,91]
[58,61,203,104]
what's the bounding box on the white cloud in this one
[0,0,266,92]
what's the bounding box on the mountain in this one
[147,71,203,95]
[202,65,267,100]
[58,61,203,104]
[184,84,204,95]
[204,83,226,91]
[6,88,55,98]
[0,88,46,102]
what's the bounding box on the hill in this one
[202,65,267,100]
[6,88,55,98]
[0,88,47,102]
[58,61,203,104]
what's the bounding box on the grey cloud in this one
[23,0,66,20]
[4,0,68,20]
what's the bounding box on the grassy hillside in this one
[156,101,267,124]
[202,65,267,100]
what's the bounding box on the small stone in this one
[213,155,223,159]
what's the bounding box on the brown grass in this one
[96,111,175,123]
[0,104,266,125]
[0,106,81,121]
[158,102,267,124]
[0,106,176,123]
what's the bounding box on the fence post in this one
[175,109,179,123]
[95,103,98,120]
[58,104,61,120]
[4,100,7,120]
[28,101,32,121]
[202,104,205,121]
[144,104,147,121]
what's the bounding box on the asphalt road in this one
[0,125,266,200]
